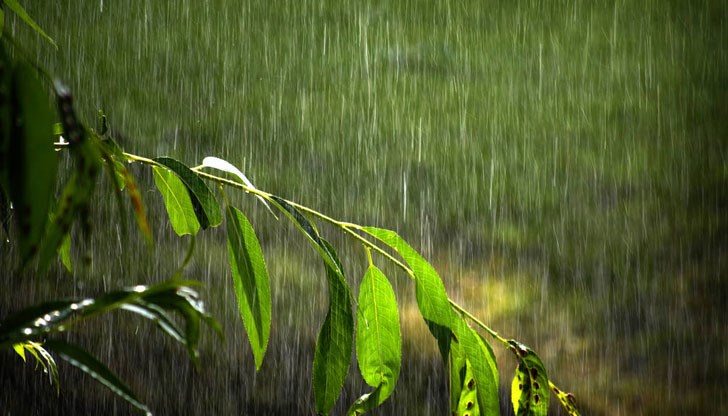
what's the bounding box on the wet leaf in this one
[225,205,271,370]
[312,240,354,415]
[551,385,581,416]
[509,341,549,416]
[350,262,401,413]
[200,156,257,189]
[269,196,322,247]
[152,165,200,236]
[361,227,454,359]
[2,0,57,49]
[6,61,57,264]
[43,340,151,415]
[347,384,382,416]
[154,157,222,229]
[200,156,276,217]
[451,344,480,416]
[263,196,356,413]
[0,280,221,361]
[13,341,59,394]
[452,318,499,415]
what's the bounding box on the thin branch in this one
[121,151,510,344]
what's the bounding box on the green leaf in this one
[267,196,354,413]
[350,263,401,413]
[154,157,222,229]
[0,280,221,357]
[5,61,57,264]
[2,0,58,48]
[361,227,454,359]
[451,345,480,416]
[13,341,59,394]
[312,240,354,415]
[43,340,151,415]
[509,341,549,416]
[13,342,25,361]
[225,205,271,370]
[59,230,72,273]
[452,318,499,415]
[152,165,200,236]
[363,227,499,413]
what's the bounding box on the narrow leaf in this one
[352,263,401,412]
[154,157,222,229]
[269,196,322,246]
[509,341,549,416]
[225,205,271,370]
[266,195,354,413]
[2,0,58,49]
[312,240,354,415]
[200,156,276,217]
[15,341,59,393]
[201,156,257,189]
[43,340,151,415]
[7,61,57,264]
[152,165,200,236]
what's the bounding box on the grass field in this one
[2,0,726,414]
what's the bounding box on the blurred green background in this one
[1,0,726,414]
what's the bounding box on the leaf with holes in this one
[509,341,549,416]
[551,385,581,416]
[452,317,499,415]
[453,356,480,416]
[226,205,271,370]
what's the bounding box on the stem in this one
[117,151,526,352]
